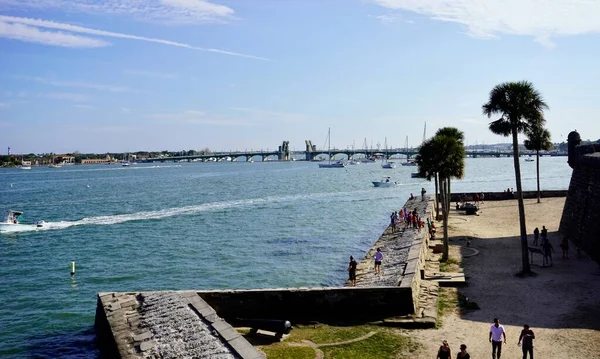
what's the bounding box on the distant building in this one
[81,154,113,164]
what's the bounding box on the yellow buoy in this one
[71,261,75,276]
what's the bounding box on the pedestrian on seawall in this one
[456,344,470,358]
[436,339,451,359]
[518,324,535,359]
[347,256,357,287]
[374,248,383,275]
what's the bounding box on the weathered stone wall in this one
[449,190,568,202]
[560,142,600,265]
[196,286,414,324]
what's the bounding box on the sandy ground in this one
[411,197,600,359]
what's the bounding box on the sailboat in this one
[381,138,396,169]
[20,156,31,170]
[48,155,62,168]
[361,138,376,163]
[401,136,416,166]
[319,128,347,168]
[349,141,361,165]
[121,152,131,167]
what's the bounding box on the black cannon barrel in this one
[236,318,292,335]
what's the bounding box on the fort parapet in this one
[559,130,600,264]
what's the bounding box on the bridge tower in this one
[305,140,316,161]
[278,141,291,161]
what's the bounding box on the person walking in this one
[489,317,506,359]
[541,226,548,243]
[533,227,540,246]
[347,256,357,287]
[421,187,426,201]
[374,248,383,275]
[518,324,535,359]
[456,344,470,359]
[560,237,570,259]
[436,340,451,359]
[542,240,554,266]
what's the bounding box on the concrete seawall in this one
[449,189,568,202]
[95,196,434,357]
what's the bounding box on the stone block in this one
[132,331,152,342]
[211,319,230,332]
[197,306,216,318]
[227,336,264,359]
[217,327,241,341]
[139,340,157,352]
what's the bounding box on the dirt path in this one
[411,198,600,358]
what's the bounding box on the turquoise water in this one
[0,157,571,357]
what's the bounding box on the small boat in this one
[400,161,417,167]
[411,172,425,178]
[21,160,32,170]
[319,128,347,168]
[381,138,396,169]
[372,177,397,187]
[0,210,45,233]
[48,164,62,168]
[350,160,361,165]
[525,156,535,162]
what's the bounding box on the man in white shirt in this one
[489,317,506,359]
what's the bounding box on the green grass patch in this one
[437,287,458,327]
[251,324,418,359]
[439,257,462,273]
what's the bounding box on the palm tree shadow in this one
[453,233,600,331]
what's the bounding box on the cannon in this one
[236,318,292,338]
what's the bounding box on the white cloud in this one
[17,76,132,93]
[0,20,108,48]
[124,70,177,79]
[41,92,89,102]
[370,0,600,47]
[0,0,234,24]
[0,15,269,60]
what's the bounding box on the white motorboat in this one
[48,164,62,168]
[525,156,535,162]
[372,177,397,187]
[319,128,347,168]
[0,210,45,233]
[400,161,417,167]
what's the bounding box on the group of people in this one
[533,225,571,265]
[389,207,425,233]
[346,247,383,286]
[437,318,536,359]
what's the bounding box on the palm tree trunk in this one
[434,172,440,219]
[512,126,531,274]
[536,150,541,203]
[441,177,449,261]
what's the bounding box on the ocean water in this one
[0,157,572,357]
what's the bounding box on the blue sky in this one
[1,0,599,154]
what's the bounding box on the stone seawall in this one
[449,190,568,202]
[560,140,600,264]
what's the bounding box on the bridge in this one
[140,140,567,163]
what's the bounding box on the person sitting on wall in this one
[409,193,415,200]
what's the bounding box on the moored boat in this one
[372,177,397,187]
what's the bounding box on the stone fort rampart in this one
[559,130,600,264]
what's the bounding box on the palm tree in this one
[482,81,549,275]
[524,125,553,203]
[416,128,465,261]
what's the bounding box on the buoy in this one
[86,185,90,188]
[71,261,75,276]
[10,184,13,188]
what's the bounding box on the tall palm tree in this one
[416,129,465,261]
[524,125,553,203]
[482,81,549,275]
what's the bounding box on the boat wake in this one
[28,190,378,232]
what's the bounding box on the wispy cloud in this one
[148,110,255,126]
[124,70,177,79]
[370,0,600,47]
[0,0,234,25]
[369,13,411,25]
[0,20,109,48]
[41,92,89,102]
[121,108,133,113]
[16,75,132,93]
[0,15,269,60]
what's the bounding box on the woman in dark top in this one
[437,340,451,359]
[456,344,470,358]
[347,256,357,287]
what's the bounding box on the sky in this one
[1,0,600,154]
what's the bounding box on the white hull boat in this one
[319,161,347,168]
[382,162,396,169]
[0,210,44,233]
[372,177,397,187]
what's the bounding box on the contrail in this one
[0,15,269,61]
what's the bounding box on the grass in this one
[439,257,461,273]
[436,287,459,328]
[242,324,419,359]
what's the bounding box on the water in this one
[0,157,571,357]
